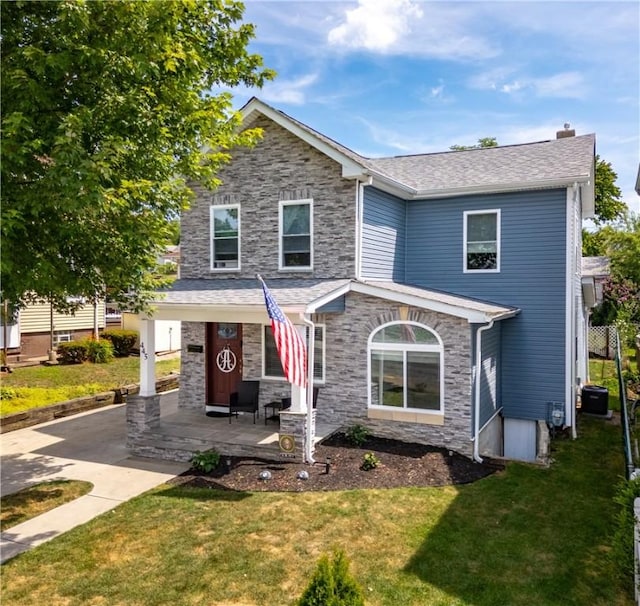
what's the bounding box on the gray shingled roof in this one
[242,98,594,196]
[154,278,351,308]
[367,135,595,193]
[154,278,518,320]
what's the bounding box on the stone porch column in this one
[126,394,161,448]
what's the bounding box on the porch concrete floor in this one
[141,390,340,460]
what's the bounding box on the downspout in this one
[473,320,495,463]
[302,313,316,464]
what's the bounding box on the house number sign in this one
[216,345,237,373]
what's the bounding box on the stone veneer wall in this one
[179,321,206,410]
[180,116,357,281]
[317,292,474,457]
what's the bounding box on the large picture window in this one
[369,322,443,413]
[464,210,500,272]
[210,205,240,270]
[279,199,312,270]
[263,324,324,382]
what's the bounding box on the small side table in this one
[264,401,284,425]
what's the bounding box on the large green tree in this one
[1,0,274,311]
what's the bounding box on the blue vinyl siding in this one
[316,296,346,313]
[405,189,567,421]
[471,322,501,431]
[362,188,406,281]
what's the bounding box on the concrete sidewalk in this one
[0,391,188,564]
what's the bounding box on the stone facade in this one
[179,321,206,410]
[181,116,358,282]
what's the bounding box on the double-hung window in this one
[464,209,500,272]
[279,199,312,270]
[210,205,240,270]
[263,324,325,383]
[369,322,443,413]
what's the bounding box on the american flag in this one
[259,277,308,387]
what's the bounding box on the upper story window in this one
[464,209,500,273]
[279,199,312,270]
[368,322,443,413]
[210,205,240,271]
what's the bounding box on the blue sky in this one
[226,0,639,214]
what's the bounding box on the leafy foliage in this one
[101,329,137,357]
[298,550,365,606]
[56,341,89,365]
[360,452,380,471]
[190,450,221,473]
[345,424,370,447]
[610,476,640,585]
[593,155,625,225]
[450,137,498,151]
[1,1,274,312]
[85,338,114,364]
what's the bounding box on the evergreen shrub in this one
[101,329,137,357]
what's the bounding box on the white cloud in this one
[327,0,423,52]
[532,72,586,99]
[470,68,587,99]
[259,73,319,105]
[326,0,498,59]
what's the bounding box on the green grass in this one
[1,481,93,531]
[0,357,179,415]
[1,416,631,605]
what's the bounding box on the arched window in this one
[368,322,444,413]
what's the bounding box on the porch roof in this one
[144,278,519,324]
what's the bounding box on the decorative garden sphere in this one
[258,470,272,481]
[297,470,309,480]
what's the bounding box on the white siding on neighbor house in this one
[122,314,181,353]
[19,301,105,334]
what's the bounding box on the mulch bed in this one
[168,433,503,492]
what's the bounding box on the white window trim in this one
[367,321,444,415]
[53,331,72,345]
[262,323,325,383]
[463,209,501,273]
[210,204,241,272]
[278,198,313,272]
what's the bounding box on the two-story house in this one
[129,98,595,464]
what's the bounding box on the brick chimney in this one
[557,123,576,139]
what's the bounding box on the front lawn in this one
[1,416,631,605]
[0,356,180,415]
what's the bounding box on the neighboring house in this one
[133,97,596,463]
[1,299,105,360]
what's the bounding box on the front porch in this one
[127,390,341,463]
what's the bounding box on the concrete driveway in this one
[0,390,188,563]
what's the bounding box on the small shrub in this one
[345,424,370,447]
[190,449,221,473]
[101,329,137,358]
[360,452,380,471]
[86,338,114,364]
[57,341,89,364]
[298,549,365,606]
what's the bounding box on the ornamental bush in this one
[57,341,89,364]
[298,550,365,606]
[101,329,137,357]
[86,338,114,364]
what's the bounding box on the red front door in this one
[206,323,243,406]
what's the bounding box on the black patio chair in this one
[229,380,260,424]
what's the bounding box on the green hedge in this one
[57,341,89,364]
[101,329,137,357]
